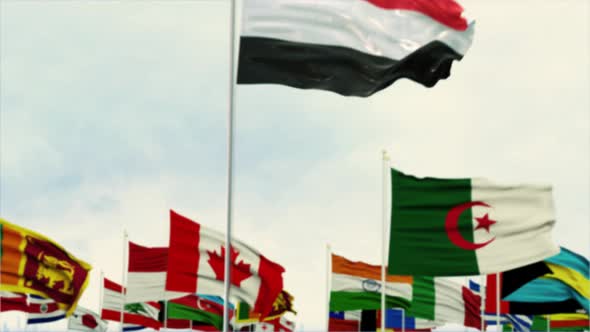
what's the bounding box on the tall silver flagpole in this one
[381,150,390,332]
[496,273,500,332]
[223,0,238,331]
[99,270,104,316]
[121,230,128,332]
[481,275,486,332]
[326,243,332,332]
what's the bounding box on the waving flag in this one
[165,210,284,317]
[0,218,91,315]
[68,306,108,332]
[126,242,183,303]
[100,277,162,330]
[409,276,484,330]
[0,291,28,312]
[486,247,589,314]
[387,168,559,276]
[26,294,66,325]
[237,0,475,96]
[163,294,226,330]
[377,309,440,330]
[330,254,411,311]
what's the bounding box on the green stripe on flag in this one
[388,168,478,275]
[329,291,410,311]
[237,302,251,320]
[407,276,436,321]
[166,302,223,330]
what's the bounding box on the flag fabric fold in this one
[68,306,108,332]
[237,0,475,96]
[0,218,92,315]
[409,276,484,330]
[330,253,412,311]
[164,294,226,330]
[387,168,559,276]
[26,294,66,325]
[164,210,285,317]
[126,242,184,303]
[486,247,589,314]
[100,277,162,330]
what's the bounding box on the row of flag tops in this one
[326,167,589,332]
[0,211,296,332]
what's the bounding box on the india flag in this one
[330,254,412,311]
[387,168,559,276]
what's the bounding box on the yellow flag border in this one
[0,217,92,316]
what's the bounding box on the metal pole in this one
[496,273,500,332]
[381,150,390,332]
[481,276,485,332]
[401,308,405,332]
[99,270,104,315]
[547,316,550,332]
[326,244,332,332]
[223,1,238,332]
[120,230,128,332]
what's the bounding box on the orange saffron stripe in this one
[332,254,413,283]
[1,226,25,279]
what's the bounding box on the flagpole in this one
[223,0,237,331]
[99,270,104,316]
[546,316,550,332]
[121,230,128,332]
[381,150,389,332]
[496,273,500,332]
[164,300,168,332]
[481,276,485,332]
[401,308,405,332]
[326,243,332,332]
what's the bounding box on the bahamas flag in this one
[504,247,589,312]
[0,218,91,315]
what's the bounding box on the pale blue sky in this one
[1,0,589,331]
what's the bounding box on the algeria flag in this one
[165,210,285,318]
[387,168,559,276]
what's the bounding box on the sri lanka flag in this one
[237,0,475,97]
[0,218,91,315]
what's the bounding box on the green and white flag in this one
[387,167,559,276]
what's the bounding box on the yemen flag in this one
[409,277,484,330]
[330,254,412,311]
[387,168,559,276]
[0,218,91,315]
[237,0,475,97]
[126,242,184,303]
[165,210,285,318]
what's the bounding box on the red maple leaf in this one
[207,246,252,287]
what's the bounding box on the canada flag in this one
[165,210,285,318]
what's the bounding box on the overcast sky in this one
[1,0,588,331]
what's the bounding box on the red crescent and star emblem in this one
[445,201,496,250]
